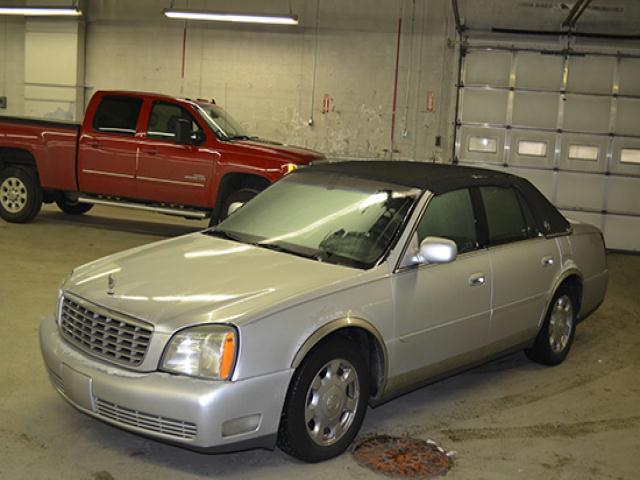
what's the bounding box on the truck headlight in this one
[161,326,237,380]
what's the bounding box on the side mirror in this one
[174,118,192,145]
[417,236,458,265]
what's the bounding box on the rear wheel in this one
[526,286,576,365]
[55,195,93,215]
[0,166,42,223]
[277,337,369,462]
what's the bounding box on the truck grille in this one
[59,295,153,367]
[95,398,198,440]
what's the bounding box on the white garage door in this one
[455,45,640,252]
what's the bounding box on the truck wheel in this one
[0,166,43,223]
[525,286,577,366]
[219,188,258,222]
[277,337,369,463]
[55,195,93,215]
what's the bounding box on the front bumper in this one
[39,314,293,452]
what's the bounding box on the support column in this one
[24,15,84,121]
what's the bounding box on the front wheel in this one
[277,337,369,462]
[526,286,576,366]
[55,195,93,215]
[210,188,259,227]
[0,166,43,223]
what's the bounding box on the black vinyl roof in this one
[307,160,571,236]
[308,160,518,194]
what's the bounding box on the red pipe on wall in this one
[390,16,402,150]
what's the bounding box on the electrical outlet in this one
[0,96,6,109]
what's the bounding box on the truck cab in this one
[0,90,324,224]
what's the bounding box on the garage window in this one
[468,136,497,153]
[569,144,599,161]
[517,140,547,157]
[621,148,640,164]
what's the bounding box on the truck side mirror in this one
[174,118,192,145]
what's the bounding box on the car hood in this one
[65,233,362,333]
[234,139,325,164]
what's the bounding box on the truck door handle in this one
[143,148,157,155]
[542,256,555,267]
[88,139,100,148]
[468,273,486,287]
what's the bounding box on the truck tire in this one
[56,196,93,215]
[0,166,43,223]
[218,188,258,223]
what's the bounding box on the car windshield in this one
[194,103,250,140]
[205,170,421,269]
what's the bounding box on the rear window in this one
[480,186,536,245]
[92,96,142,135]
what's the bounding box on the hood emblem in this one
[107,273,116,296]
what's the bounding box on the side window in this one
[516,191,540,238]
[480,186,535,245]
[92,96,142,135]
[147,102,201,141]
[417,189,478,254]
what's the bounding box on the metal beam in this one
[451,0,464,33]
[562,0,592,30]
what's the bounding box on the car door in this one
[136,101,215,207]
[78,95,142,197]
[391,188,492,384]
[477,185,561,352]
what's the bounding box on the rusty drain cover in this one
[352,435,453,478]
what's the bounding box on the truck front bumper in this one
[39,314,293,452]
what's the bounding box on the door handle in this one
[468,273,486,287]
[143,148,157,155]
[542,256,555,267]
[88,139,100,148]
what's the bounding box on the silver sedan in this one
[40,161,608,462]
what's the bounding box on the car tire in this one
[55,195,93,215]
[0,166,43,223]
[277,336,369,463]
[525,286,577,366]
[217,188,258,223]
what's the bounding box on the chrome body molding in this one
[137,176,205,188]
[82,169,134,179]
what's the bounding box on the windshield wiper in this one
[256,242,324,261]
[227,134,257,141]
[203,229,247,243]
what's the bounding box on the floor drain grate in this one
[352,435,453,478]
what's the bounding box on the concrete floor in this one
[1,204,639,480]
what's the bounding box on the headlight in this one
[161,326,237,380]
[281,163,298,174]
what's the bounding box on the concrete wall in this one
[0,0,460,162]
[0,17,26,116]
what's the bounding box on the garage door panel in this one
[610,138,640,176]
[457,126,505,164]
[464,50,512,87]
[459,89,508,124]
[561,210,604,231]
[615,98,640,137]
[559,134,608,173]
[512,92,558,129]
[556,172,605,211]
[509,130,555,169]
[606,176,640,215]
[618,58,640,96]
[567,56,615,94]
[563,95,611,133]
[505,167,554,200]
[603,215,640,252]
[515,52,563,91]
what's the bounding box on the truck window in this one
[92,96,142,135]
[147,102,202,141]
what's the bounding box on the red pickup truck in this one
[0,91,324,225]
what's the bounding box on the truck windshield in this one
[194,103,250,140]
[207,171,421,269]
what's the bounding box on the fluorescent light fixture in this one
[0,6,82,16]
[163,8,298,25]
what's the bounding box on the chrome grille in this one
[59,295,153,367]
[95,398,197,439]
